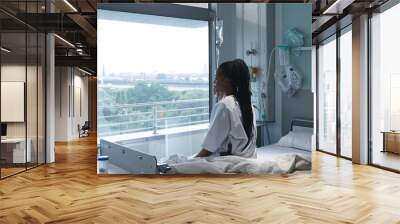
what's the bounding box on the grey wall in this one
[216,4,237,64]
[279,4,312,90]
[215,3,275,122]
[272,3,313,142]
[214,3,313,144]
[282,89,314,135]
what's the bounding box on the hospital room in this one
[96,3,313,175]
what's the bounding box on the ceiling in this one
[0,0,394,74]
[0,0,97,74]
[310,0,390,43]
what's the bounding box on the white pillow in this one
[291,131,312,151]
[276,131,295,148]
[276,131,312,151]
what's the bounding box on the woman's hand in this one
[195,149,212,157]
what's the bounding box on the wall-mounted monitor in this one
[1,82,25,122]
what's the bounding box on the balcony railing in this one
[98,98,209,137]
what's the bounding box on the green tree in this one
[124,82,176,104]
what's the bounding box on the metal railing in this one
[98,98,209,137]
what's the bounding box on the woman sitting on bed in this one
[195,59,257,158]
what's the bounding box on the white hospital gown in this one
[201,95,257,158]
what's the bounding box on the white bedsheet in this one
[257,144,312,161]
[164,144,311,175]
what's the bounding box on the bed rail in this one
[290,118,313,131]
[100,139,158,174]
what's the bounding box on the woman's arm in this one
[195,148,212,157]
[198,103,230,158]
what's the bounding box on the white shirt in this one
[201,95,257,158]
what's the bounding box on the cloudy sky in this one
[98,9,209,76]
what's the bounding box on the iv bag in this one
[277,45,290,66]
[215,18,223,67]
[216,19,223,47]
[275,65,290,93]
[285,65,302,96]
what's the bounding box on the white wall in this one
[72,73,89,138]
[55,67,89,141]
[55,67,69,141]
[1,66,26,138]
[1,65,38,137]
[1,64,46,163]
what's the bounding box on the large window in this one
[339,28,352,158]
[97,7,210,160]
[317,26,353,159]
[318,36,337,154]
[370,3,400,171]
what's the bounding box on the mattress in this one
[257,144,312,162]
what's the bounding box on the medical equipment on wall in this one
[284,28,304,50]
[245,42,265,121]
[274,45,302,97]
[246,43,260,79]
[267,28,306,97]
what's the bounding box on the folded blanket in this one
[163,153,311,175]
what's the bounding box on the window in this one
[97,8,210,160]
[339,28,352,158]
[390,74,400,130]
[371,3,400,171]
[318,36,337,154]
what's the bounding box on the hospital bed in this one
[257,119,313,162]
[99,118,313,174]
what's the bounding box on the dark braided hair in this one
[218,59,254,145]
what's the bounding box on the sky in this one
[98,10,209,76]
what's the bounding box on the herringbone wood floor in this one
[1,135,400,224]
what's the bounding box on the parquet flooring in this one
[1,135,400,223]
[1,167,26,178]
[372,151,400,171]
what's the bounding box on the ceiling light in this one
[54,34,75,48]
[323,0,341,14]
[322,0,353,15]
[76,49,84,55]
[78,67,92,76]
[63,0,78,12]
[1,47,11,53]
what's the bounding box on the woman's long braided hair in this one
[218,59,254,146]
